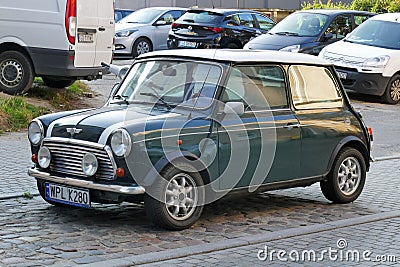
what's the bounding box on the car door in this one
[152,10,185,51]
[74,0,114,67]
[288,65,348,178]
[217,65,301,190]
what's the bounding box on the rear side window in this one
[223,65,288,110]
[238,13,255,27]
[289,65,343,109]
[178,11,223,24]
[254,13,275,31]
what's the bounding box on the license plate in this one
[45,183,90,208]
[78,33,94,43]
[178,40,197,48]
[336,71,347,79]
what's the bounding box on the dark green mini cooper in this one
[28,50,372,230]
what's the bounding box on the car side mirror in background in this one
[324,32,333,41]
[224,102,244,116]
[102,62,130,79]
[155,20,167,26]
[108,83,120,100]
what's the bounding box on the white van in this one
[0,0,114,95]
[319,13,400,104]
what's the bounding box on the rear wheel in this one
[381,74,400,104]
[144,162,205,230]
[0,51,34,95]
[132,37,152,57]
[42,76,76,88]
[320,147,366,203]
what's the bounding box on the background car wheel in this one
[144,162,205,230]
[381,74,400,104]
[320,147,366,203]
[37,179,74,207]
[132,37,153,57]
[42,76,76,88]
[0,50,34,95]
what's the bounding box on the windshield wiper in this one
[140,92,172,110]
[274,31,299,36]
[112,94,129,105]
[183,19,195,23]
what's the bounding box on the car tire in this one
[381,74,400,104]
[0,50,34,95]
[42,76,76,88]
[36,179,74,207]
[320,147,367,203]
[320,147,366,203]
[132,37,153,57]
[144,162,205,230]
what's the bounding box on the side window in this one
[354,15,370,26]
[238,13,255,28]
[289,65,343,109]
[225,14,240,26]
[254,13,275,31]
[161,11,182,24]
[325,14,352,39]
[223,65,287,110]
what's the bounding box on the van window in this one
[223,66,287,110]
[289,65,342,109]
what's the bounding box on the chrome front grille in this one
[323,51,365,67]
[42,138,116,180]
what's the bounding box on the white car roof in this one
[369,12,400,23]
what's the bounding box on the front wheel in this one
[132,37,152,57]
[0,51,34,95]
[144,162,205,230]
[320,147,366,203]
[381,74,400,104]
[42,76,76,88]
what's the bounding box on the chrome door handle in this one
[284,123,300,129]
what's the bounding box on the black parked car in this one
[167,8,275,49]
[244,9,374,55]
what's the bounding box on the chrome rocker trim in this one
[28,168,145,195]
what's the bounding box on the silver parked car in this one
[114,7,187,58]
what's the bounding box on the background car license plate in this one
[78,33,94,43]
[178,41,197,48]
[45,183,90,208]
[336,71,347,79]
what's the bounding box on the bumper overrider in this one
[28,168,145,195]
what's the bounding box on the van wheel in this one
[144,162,205,230]
[381,74,400,104]
[0,51,34,95]
[320,147,366,203]
[42,76,76,88]
[132,37,152,57]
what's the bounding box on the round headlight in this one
[28,120,44,145]
[38,146,51,168]
[82,153,98,176]
[111,129,132,157]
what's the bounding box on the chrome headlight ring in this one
[28,119,44,145]
[110,128,132,157]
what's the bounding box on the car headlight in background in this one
[28,119,44,145]
[115,29,138,37]
[279,44,300,53]
[111,129,132,157]
[362,56,389,68]
[38,146,51,168]
[82,153,98,176]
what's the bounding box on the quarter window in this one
[289,65,343,109]
[254,14,275,31]
[238,13,255,28]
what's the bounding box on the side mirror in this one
[224,102,244,116]
[102,62,130,79]
[155,20,167,26]
[108,83,120,100]
[324,32,333,41]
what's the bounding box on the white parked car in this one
[0,0,114,95]
[319,13,400,104]
[114,7,187,58]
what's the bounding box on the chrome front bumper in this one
[28,168,145,195]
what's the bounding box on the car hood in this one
[46,105,184,144]
[115,22,147,31]
[322,40,395,58]
[245,33,316,50]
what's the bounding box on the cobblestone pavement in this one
[0,159,399,266]
[142,214,399,267]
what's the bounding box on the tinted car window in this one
[255,13,275,31]
[238,13,255,27]
[326,14,352,39]
[224,66,287,110]
[160,10,183,24]
[178,10,223,24]
[270,12,328,37]
[354,15,370,26]
[289,65,342,109]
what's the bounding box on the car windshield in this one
[269,12,328,37]
[119,8,162,24]
[177,10,224,24]
[346,20,400,50]
[113,60,222,109]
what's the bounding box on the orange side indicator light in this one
[31,154,38,163]
[368,127,374,142]
[176,139,183,146]
[116,168,125,177]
